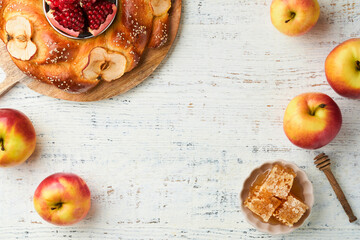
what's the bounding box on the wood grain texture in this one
[0,0,360,239]
[0,0,181,101]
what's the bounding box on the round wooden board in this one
[0,0,181,102]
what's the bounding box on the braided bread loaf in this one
[0,0,171,93]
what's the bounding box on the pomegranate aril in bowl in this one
[85,1,117,36]
[46,0,79,9]
[44,0,118,39]
[80,0,98,9]
[47,6,86,37]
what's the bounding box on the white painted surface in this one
[1,0,360,239]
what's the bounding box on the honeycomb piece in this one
[260,164,296,199]
[244,186,282,222]
[273,194,308,227]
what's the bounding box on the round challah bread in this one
[0,0,171,93]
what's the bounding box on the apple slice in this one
[5,16,37,61]
[150,0,171,17]
[82,47,127,82]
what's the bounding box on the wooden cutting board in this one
[0,0,181,102]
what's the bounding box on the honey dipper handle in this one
[0,77,19,97]
[323,168,357,223]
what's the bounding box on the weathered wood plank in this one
[0,0,359,239]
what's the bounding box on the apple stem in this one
[356,60,360,71]
[310,104,326,116]
[51,202,63,210]
[0,138,4,151]
[285,12,296,23]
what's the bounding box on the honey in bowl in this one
[244,164,309,227]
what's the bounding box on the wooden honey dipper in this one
[314,153,357,223]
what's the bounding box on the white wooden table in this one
[1,0,360,239]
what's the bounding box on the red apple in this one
[270,0,320,36]
[34,173,91,226]
[283,93,342,149]
[0,109,36,167]
[325,38,360,99]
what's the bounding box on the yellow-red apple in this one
[283,93,342,149]
[34,173,91,226]
[325,38,360,99]
[270,0,320,36]
[0,109,36,167]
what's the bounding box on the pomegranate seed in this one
[49,0,115,35]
